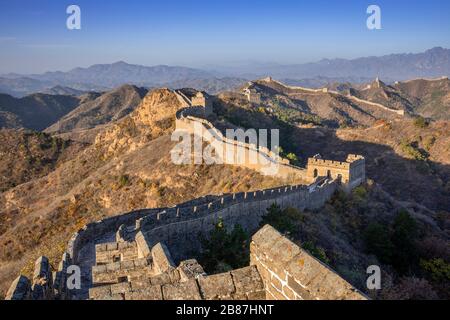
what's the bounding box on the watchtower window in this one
[313,169,318,178]
[113,255,120,263]
[327,170,331,178]
[117,276,128,283]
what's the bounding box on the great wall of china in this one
[251,77,406,116]
[5,86,367,301]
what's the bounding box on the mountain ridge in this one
[1,47,449,98]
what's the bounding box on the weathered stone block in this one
[282,285,296,300]
[92,264,107,274]
[247,290,266,300]
[95,243,107,252]
[89,285,112,300]
[162,279,202,300]
[231,266,264,295]
[5,275,30,300]
[93,272,119,285]
[135,231,151,258]
[287,275,312,300]
[150,273,172,286]
[198,273,235,300]
[111,282,131,295]
[126,285,163,300]
[266,285,286,300]
[151,242,176,273]
[133,257,149,268]
[130,279,151,291]
[270,275,283,291]
[106,242,118,251]
[168,269,181,283]
[178,259,206,281]
[120,260,135,270]
[106,262,121,272]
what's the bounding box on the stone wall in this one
[135,180,338,262]
[175,106,307,181]
[250,225,367,300]
[259,77,404,116]
[6,254,69,300]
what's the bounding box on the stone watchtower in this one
[244,88,262,104]
[191,91,213,116]
[306,154,366,191]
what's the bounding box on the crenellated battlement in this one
[307,158,351,169]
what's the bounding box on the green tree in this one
[286,153,300,165]
[392,210,419,272]
[260,203,304,234]
[199,219,249,273]
[364,222,394,264]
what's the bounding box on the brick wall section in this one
[250,225,367,300]
[89,265,265,300]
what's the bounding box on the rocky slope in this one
[353,77,450,120]
[0,130,87,193]
[234,78,404,128]
[45,85,147,135]
[0,93,81,130]
[393,77,450,120]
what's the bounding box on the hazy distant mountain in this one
[27,61,215,88]
[164,77,248,94]
[0,62,217,97]
[212,47,450,81]
[1,48,449,97]
[0,76,52,97]
[39,85,88,96]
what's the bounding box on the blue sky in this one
[1,0,450,73]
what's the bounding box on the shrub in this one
[423,136,436,151]
[399,141,428,161]
[420,258,450,282]
[382,277,438,300]
[414,116,429,128]
[118,175,130,188]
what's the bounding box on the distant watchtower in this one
[306,154,366,191]
[191,91,213,116]
[244,88,261,104]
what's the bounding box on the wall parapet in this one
[250,225,367,300]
